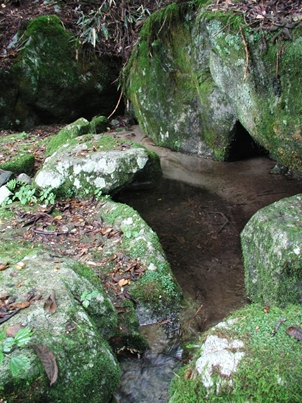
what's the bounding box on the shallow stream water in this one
[111,127,302,403]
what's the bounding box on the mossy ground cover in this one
[0,131,49,175]
[170,303,302,403]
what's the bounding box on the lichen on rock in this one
[241,194,302,307]
[0,250,120,403]
[169,303,302,402]
[123,2,302,172]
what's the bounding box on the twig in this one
[240,26,249,80]
[107,90,123,120]
[157,15,167,36]
[272,317,286,336]
[185,304,204,328]
[33,229,68,236]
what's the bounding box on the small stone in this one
[17,173,32,185]
[0,170,13,186]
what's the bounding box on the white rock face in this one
[196,334,245,389]
[35,138,154,195]
[0,185,12,204]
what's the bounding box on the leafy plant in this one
[80,290,99,308]
[0,327,33,377]
[14,184,37,205]
[94,188,103,199]
[122,225,139,239]
[6,179,18,192]
[1,180,56,207]
[39,187,56,206]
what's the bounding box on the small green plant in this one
[122,225,139,239]
[6,179,18,192]
[0,327,33,376]
[94,188,103,200]
[14,184,37,205]
[1,180,56,207]
[136,262,179,301]
[80,290,99,308]
[39,187,56,206]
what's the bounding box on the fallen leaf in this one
[10,301,30,309]
[44,290,57,314]
[286,325,302,341]
[31,344,58,386]
[15,262,25,270]
[6,324,22,337]
[101,227,113,235]
[118,278,128,287]
[0,262,9,271]
[0,290,9,300]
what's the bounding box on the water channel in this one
[111,126,302,403]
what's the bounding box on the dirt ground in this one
[113,127,302,336]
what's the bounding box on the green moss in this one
[0,240,40,265]
[241,195,302,307]
[170,303,302,402]
[90,116,108,133]
[130,261,182,306]
[46,118,90,156]
[0,154,35,175]
[110,300,148,353]
[14,15,76,87]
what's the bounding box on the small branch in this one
[107,90,123,120]
[272,317,286,336]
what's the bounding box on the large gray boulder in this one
[124,3,302,172]
[35,131,161,197]
[0,250,120,403]
[241,194,302,306]
[0,15,122,130]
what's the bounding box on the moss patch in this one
[169,303,302,402]
[241,194,302,307]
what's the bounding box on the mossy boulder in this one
[241,194,302,307]
[0,154,35,175]
[90,116,109,134]
[46,118,91,156]
[0,249,120,403]
[36,130,161,197]
[123,3,302,171]
[169,303,302,402]
[0,15,122,130]
[99,198,182,317]
[123,3,236,160]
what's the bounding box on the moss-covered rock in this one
[0,15,122,130]
[0,153,35,175]
[90,116,109,134]
[99,199,182,319]
[36,131,161,197]
[241,194,302,307]
[123,2,236,160]
[123,2,302,171]
[169,303,302,402]
[46,118,91,156]
[0,249,120,403]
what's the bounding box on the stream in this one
[111,126,302,403]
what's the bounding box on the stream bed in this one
[111,127,302,403]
